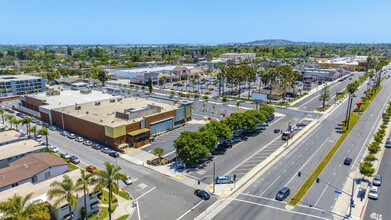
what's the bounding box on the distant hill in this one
[244,39,296,45]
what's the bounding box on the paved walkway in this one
[99,190,136,220]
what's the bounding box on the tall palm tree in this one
[0,193,50,220]
[38,127,49,148]
[0,108,5,124]
[47,175,82,220]
[161,75,167,88]
[21,116,33,136]
[12,119,21,130]
[345,81,359,130]
[217,63,226,97]
[77,170,94,220]
[29,125,37,138]
[93,162,126,220]
[5,114,15,129]
[267,68,278,103]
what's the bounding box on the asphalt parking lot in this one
[142,123,202,160]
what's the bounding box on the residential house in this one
[0,139,46,168]
[0,130,24,146]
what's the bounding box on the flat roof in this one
[25,90,114,110]
[0,130,24,144]
[55,96,179,127]
[0,75,43,83]
[0,139,46,160]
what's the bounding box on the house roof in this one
[0,130,24,144]
[173,66,185,71]
[0,152,68,188]
[0,140,46,160]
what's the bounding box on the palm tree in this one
[47,175,82,220]
[345,81,359,130]
[22,116,33,135]
[0,193,50,220]
[161,75,167,88]
[77,170,94,220]
[93,162,126,220]
[38,127,49,148]
[5,114,15,129]
[217,63,226,97]
[0,108,5,124]
[29,125,37,138]
[12,119,21,130]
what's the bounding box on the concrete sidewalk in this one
[99,190,136,220]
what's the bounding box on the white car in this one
[75,137,84,142]
[60,152,70,159]
[48,146,59,153]
[368,186,379,200]
[123,176,133,185]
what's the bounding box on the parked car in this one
[275,187,290,201]
[109,152,120,158]
[344,157,352,165]
[296,122,307,127]
[231,137,242,143]
[49,126,57,131]
[274,129,281,133]
[68,133,76,139]
[123,176,133,185]
[60,131,68,136]
[83,140,92,146]
[385,140,391,148]
[293,126,302,131]
[48,146,59,153]
[216,176,234,184]
[69,156,80,164]
[373,175,382,186]
[368,186,379,200]
[86,165,98,173]
[257,125,267,130]
[101,147,111,154]
[60,152,70,159]
[35,134,42,139]
[92,144,102,150]
[36,121,43,126]
[194,189,210,200]
[75,137,84,142]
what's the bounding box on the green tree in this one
[345,81,359,129]
[319,83,330,110]
[153,147,164,160]
[174,131,218,166]
[199,121,232,140]
[93,162,126,220]
[21,116,33,135]
[38,127,49,148]
[97,70,108,86]
[76,170,94,220]
[0,108,5,124]
[47,175,82,220]
[29,125,37,138]
[147,78,153,93]
[359,159,375,178]
[0,193,50,220]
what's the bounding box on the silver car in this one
[75,137,84,142]
[373,175,382,186]
[368,186,379,200]
[101,147,111,154]
[60,152,70,159]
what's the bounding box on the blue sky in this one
[1,0,390,44]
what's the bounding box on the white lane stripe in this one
[314,181,330,207]
[232,198,331,220]
[137,201,141,220]
[260,176,281,197]
[136,186,157,201]
[284,138,329,187]
[177,200,204,220]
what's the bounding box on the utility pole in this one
[213,162,216,194]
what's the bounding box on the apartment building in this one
[0,75,46,97]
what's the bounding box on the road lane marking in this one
[232,198,331,220]
[136,186,157,201]
[284,138,330,187]
[177,200,204,220]
[137,201,141,220]
[315,181,330,207]
[260,176,281,197]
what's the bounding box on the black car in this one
[296,122,307,127]
[109,152,120,158]
[274,129,281,133]
[275,187,290,201]
[344,157,352,165]
[194,189,210,200]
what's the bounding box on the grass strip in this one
[117,215,130,220]
[49,152,79,170]
[288,82,382,206]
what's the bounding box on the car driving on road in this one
[194,189,210,200]
[368,186,379,200]
[123,176,133,185]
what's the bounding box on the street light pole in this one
[116,157,119,188]
[213,162,215,194]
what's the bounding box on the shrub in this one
[374,135,383,143]
[366,154,376,161]
[380,125,387,129]
[368,142,381,154]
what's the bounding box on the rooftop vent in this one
[75,105,81,110]
[86,111,89,114]
[95,101,101,106]
[110,99,115,103]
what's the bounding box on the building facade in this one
[0,75,45,97]
[220,53,256,61]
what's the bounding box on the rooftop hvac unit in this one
[95,101,101,106]
[117,97,122,101]
[110,99,115,103]
[75,105,81,110]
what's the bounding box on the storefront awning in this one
[127,128,150,136]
